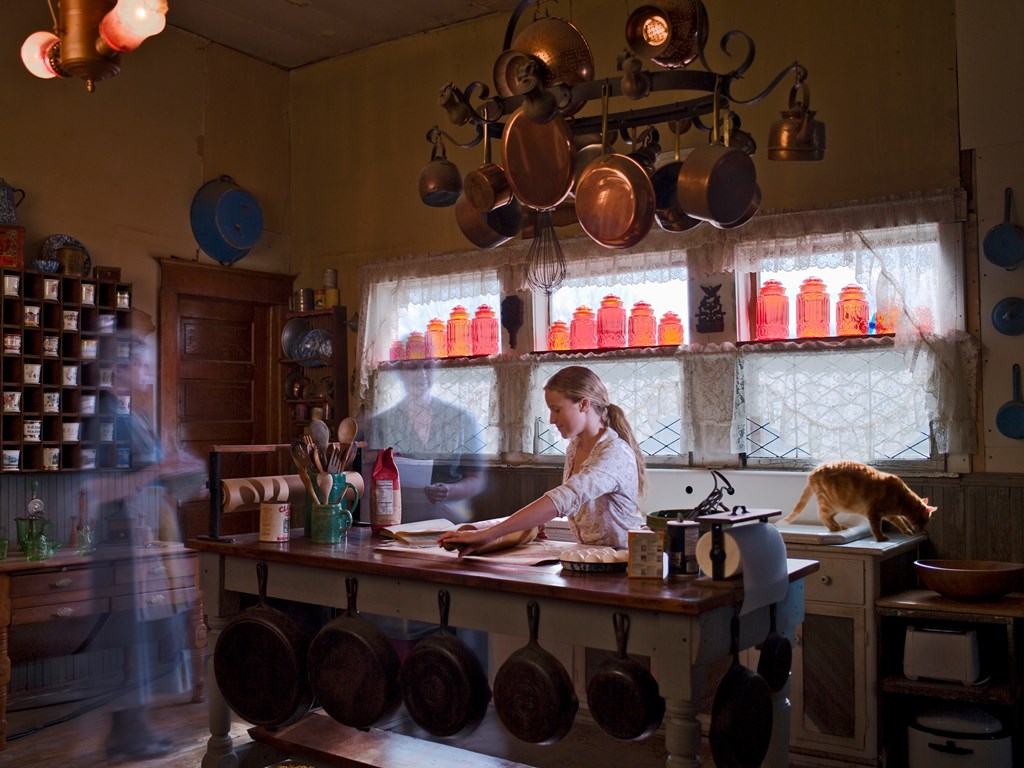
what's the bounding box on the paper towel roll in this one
[696,522,789,615]
[221,472,364,512]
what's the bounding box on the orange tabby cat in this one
[784,461,936,542]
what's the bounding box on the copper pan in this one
[652,122,700,231]
[455,193,522,249]
[712,183,760,229]
[575,86,655,249]
[511,15,595,116]
[464,119,512,213]
[502,107,574,211]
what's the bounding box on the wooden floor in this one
[2,659,715,768]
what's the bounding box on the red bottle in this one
[371,448,402,534]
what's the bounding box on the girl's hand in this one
[424,483,449,503]
[437,528,491,557]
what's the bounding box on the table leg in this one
[189,594,208,703]
[662,697,702,767]
[201,616,238,768]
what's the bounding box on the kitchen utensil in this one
[310,417,331,462]
[309,501,353,544]
[455,192,522,249]
[280,317,312,358]
[651,122,701,232]
[677,82,758,225]
[709,615,773,768]
[401,590,492,737]
[493,600,578,744]
[983,187,1024,270]
[0,178,26,225]
[510,12,594,116]
[418,136,462,208]
[291,440,322,505]
[586,613,665,741]
[464,121,513,214]
[214,561,318,728]
[625,0,708,69]
[995,363,1024,439]
[766,80,826,161]
[493,48,536,97]
[914,559,1024,601]
[501,107,574,211]
[337,416,359,470]
[992,297,1024,335]
[523,209,566,294]
[190,175,264,265]
[712,183,761,230]
[756,602,792,693]
[307,576,402,728]
[575,85,656,249]
[317,473,334,506]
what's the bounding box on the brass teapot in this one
[767,81,826,161]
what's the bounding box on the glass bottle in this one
[405,331,426,360]
[836,283,869,336]
[597,295,626,349]
[569,305,597,350]
[471,304,499,356]
[628,301,657,347]
[425,317,447,358]
[389,339,405,361]
[657,311,684,346]
[756,279,790,340]
[547,320,570,351]
[796,277,830,338]
[446,305,472,357]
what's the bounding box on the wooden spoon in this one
[337,417,358,470]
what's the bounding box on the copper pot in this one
[511,15,594,116]
[576,153,656,249]
[464,122,513,213]
[711,183,760,229]
[455,193,522,249]
[418,140,462,208]
[625,0,708,69]
[767,81,826,161]
[502,108,575,211]
[676,142,757,225]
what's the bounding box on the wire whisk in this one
[524,209,566,295]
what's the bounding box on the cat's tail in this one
[783,482,815,523]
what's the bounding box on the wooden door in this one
[159,259,294,539]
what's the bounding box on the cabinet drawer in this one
[11,598,111,625]
[111,586,196,622]
[10,564,112,600]
[805,558,865,605]
[115,554,196,589]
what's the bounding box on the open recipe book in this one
[376,517,579,564]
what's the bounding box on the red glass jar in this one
[836,284,869,336]
[756,279,790,340]
[657,311,684,346]
[547,320,570,351]
[597,295,626,349]
[471,304,499,355]
[628,301,657,347]
[446,305,472,357]
[569,305,597,350]
[405,331,425,359]
[388,339,405,361]
[425,318,447,358]
[796,277,830,338]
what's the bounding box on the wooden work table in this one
[190,526,818,768]
[0,543,206,749]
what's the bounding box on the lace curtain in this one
[357,189,978,461]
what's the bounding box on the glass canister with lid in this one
[425,318,447,358]
[756,279,790,340]
[570,305,597,350]
[796,277,830,338]
[597,295,627,348]
[657,311,684,346]
[628,301,657,347]
[446,305,472,357]
[471,304,499,355]
[836,283,869,336]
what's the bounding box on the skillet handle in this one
[438,589,452,633]
[1013,363,1021,402]
[1004,187,1014,225]
[526,600,541,645]
[256,561,269,607]
[613,613,630,659]
[345,576,359,616]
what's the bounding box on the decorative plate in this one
[992,297,1024,336]
[294,328,331,367]
[40,234,91,277]
[281,317,311,358]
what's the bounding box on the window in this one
[357,191,977,470]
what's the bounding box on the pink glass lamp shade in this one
[21,31,62,79]
[99,0,168,53]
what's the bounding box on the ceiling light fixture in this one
[21,0,168,92]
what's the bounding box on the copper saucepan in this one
[575,85,656,249]
[464,118,513,213]
[502,107,575,211]
[455,192,522,249]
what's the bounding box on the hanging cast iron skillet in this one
[213,561,317,728]
[493,600,578,744]
[710,615,773,768]
[756,602,792,693]
[983,187,1024,270]
[586,612,665,741]
[307,576,402,728]
[992,297,1024,336]
[995,364,1024,440]
[400,590,491,737]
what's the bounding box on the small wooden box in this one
[628,529,665,578]
[0,225,24,268]
[93,265,121,281]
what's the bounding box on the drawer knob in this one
[56,607,75,618]
[819,575,833,586]
[147,594,167,605]
[53,577,73,588]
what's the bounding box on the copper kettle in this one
[767,81,826,161]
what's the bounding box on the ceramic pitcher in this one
[0,179,26,225]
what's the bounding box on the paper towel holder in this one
[698,507,782,580]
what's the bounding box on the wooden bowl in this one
[914,559,1024,601]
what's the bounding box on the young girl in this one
[437,366,646,555]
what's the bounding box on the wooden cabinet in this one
[280,306,349,442]
[876,590,1024,766]
[780,535,922,766]
[2,267,134,472]
[0,546,207,750]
